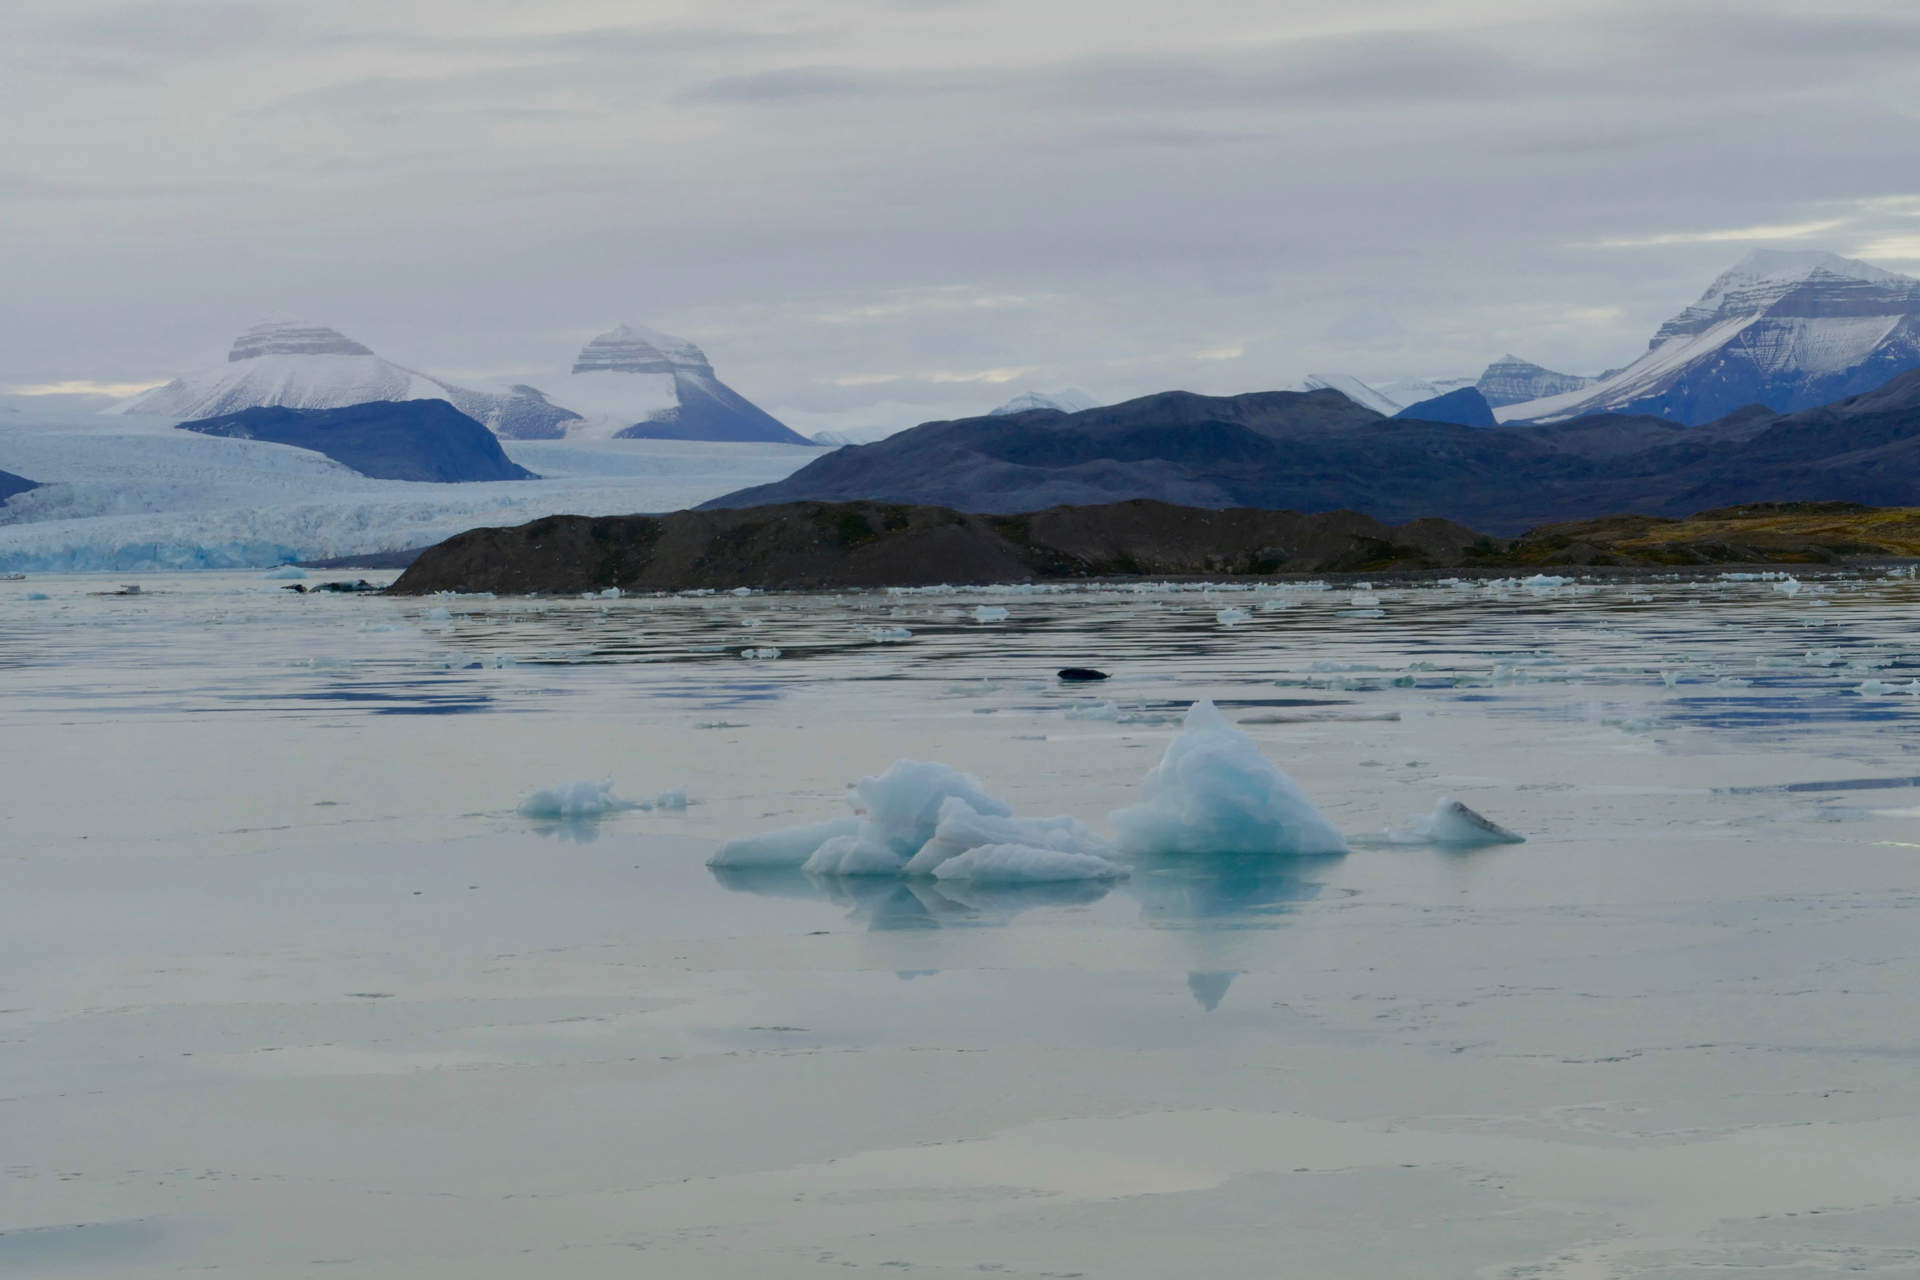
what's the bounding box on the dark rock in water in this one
[182,401,536,483]
[1391,387,1496,427]
[0,468,39,505]
[387,498,1508,595]
[1057,668,1109,682]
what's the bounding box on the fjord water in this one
[5,571,1920,1277]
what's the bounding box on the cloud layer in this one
[9,0,1920,429]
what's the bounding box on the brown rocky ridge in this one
[385,498,1920,595]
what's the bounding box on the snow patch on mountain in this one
[989,388,1101,416]
[1291,374,1400,416]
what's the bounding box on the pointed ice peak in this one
[229,318,374,363]
[571,322,711,376]
[989,388,1100,416]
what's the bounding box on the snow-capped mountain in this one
[108,319,583,439]
[989,388,1101,416]
[529,324,809,445]
[1500,250,1920,424]
[1474,356,1600,408]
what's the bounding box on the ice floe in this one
[518,779,688,819]
[931,843,1129,883]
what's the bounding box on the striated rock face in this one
[386,498,1504,594]
[1503,251,1920,424]
[1475,356,1596,408]
[570,323,711,375]
[227,319,374,362]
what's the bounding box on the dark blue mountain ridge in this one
[181,401,537,483]
[1390,387,1497,426]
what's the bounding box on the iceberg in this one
[1109,700,1348,856]
[518,779,641,819]
[854,759,1011,855]
[931,843,1129,883]
[708,816,861,868]
[901,797,1113,875]
[802,834,910,876]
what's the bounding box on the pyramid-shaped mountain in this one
[529,323,808,444]
[1503,250,1920,424]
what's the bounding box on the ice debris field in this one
[9,565,1920,1278]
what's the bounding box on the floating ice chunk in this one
[1523,574,1571,589]
[740,647,782,659]
[866,625,913,642]
[854,759,1011,855]
[600,587,622,598]
[708,816,862,868]
[1064,700,1121,721]
[973,605,1009,623]
[1775,577,1802,596]
[262,565,306,579]
[1389,796,1526,845]
[1109,699,1348,856]
[731,587,753,596]
[518,779,641,819]
[902,797,1113,875]
[1347,593,1380,608]
[932,843,1129,883]
[1855,679,1920,697]
[1659,670,1680,687]
[25,591,49,600]
[1217,607,1250,626]
[654,786,688,810]
[425,606,452,621]
[803,834,909,876]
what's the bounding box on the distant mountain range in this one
[700,366,1920,535]
[109,318,809,445]
[809,388,1103,447]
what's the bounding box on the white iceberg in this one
[854,759,1011,855]
[1109,699,1348,856]
[973,605,1009,623]
[262,565,306,580]
[901,797,1113,875]
[932,843,1130,883]
[1382,797,1525,846]
[708,816,861,868]
[518,779,641,819]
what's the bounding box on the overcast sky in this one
[9,0,1920,430]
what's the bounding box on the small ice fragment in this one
[653,787,688,810]
[1347,593,1380,608]
[866,625,913,642]
[802,834,909,876]
[425,606,452,621]
[1110,699,1348,856]
[731,587,753,596]
[1775,577,1802,596]
[1217,607,1251,625]
[740,647,783,659]
[973,605,1010,623]
[262,565,306,580]
[518,780,641,819]
[902,796,1113,875]
[1397,796,1526,845]
[600,587,622,598]
[1660,670,1680,687]
[708,816,862,867]
[1064,700,1120,721]
[932,843,1129,883]
[26,592,48,600]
